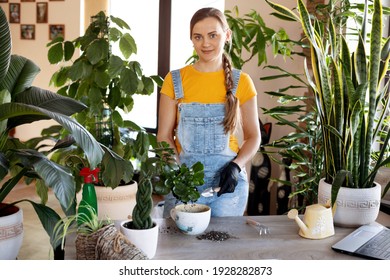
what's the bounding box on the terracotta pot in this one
[120,220,158,259]
[317,178,381,227]
[0,204,23,260]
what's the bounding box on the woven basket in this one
[96,229,148,260]
[75,223,148,260]
[75,224,115,260]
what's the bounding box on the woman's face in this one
[191,17,230,64]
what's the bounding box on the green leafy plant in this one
[225,6,293,68]
[53,204,112,250]
[261,92,323,208]
[266,0,390,205]
[0,6,104,256]
[46,11,163,188]
[129,142,204,230]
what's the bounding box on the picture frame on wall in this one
[9,3,20,23]
[21,24,35,40]
[49,24,65,40]
[21,0,36,2]
[36,2,48,23]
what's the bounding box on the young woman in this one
[157,7,261,217]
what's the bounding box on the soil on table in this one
[196,230,236,242]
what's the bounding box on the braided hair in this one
[190,7,240,134]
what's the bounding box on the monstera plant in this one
[0,6,104,258]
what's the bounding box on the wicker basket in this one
[75,224,148,260]
[75,224,114,260]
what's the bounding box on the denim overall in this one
[163,68,249,217]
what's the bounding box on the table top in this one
[65,212,390,260]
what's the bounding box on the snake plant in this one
[266,0,390,205]
[0,6,104,257]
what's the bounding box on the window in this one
[109,0,160,130]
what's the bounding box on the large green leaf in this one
[0,7,11,83]
[9,149,75,209]
[47,42,64,64]
[101,147,134,188]
[14,86,87,115]
[0,103,104,168]
[86,39,109,65]
[265,0,300,22]
[120,68,138,94]
[20,199,64,250]
[0,55,40,96]
[119,33,137,59]
[107,55,124,78]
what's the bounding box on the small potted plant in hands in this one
[120,142,205,258]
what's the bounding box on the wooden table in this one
[65,212,390,260]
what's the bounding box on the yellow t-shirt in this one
[160,65,257,153]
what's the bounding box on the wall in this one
[0,0,108,140]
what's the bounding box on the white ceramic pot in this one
[0,204,24,260]
[82,181,137,222]
[120,220,159,259]
[318,178,381,227]
[170,203,211,235]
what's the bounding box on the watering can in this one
[288,204,335,239]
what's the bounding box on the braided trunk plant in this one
[132,176,154,229]
[131,141,204,230]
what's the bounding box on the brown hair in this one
[190,7,240,134]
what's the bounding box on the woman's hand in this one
[217,161,241,196]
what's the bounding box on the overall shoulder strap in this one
[232,68,241,96]
[171,69,184,100]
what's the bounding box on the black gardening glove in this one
[217,161,241,197]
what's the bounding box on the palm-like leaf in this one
[0,102,103,168]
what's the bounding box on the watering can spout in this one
[288,209,309,234]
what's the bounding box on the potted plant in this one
[0,6,105,259]
[45,11,162,221]
[266,0,390,226]
[120,141,205,258]
[53,205,148,260]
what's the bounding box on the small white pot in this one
[120,220,158,259]
[170,203,211,235]
[0,204,24,260]
[318,178,381,227]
